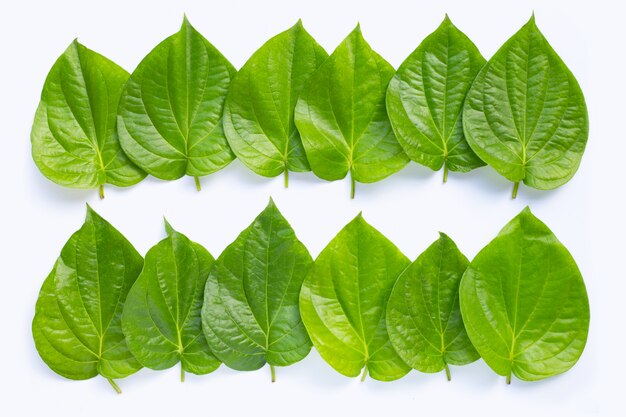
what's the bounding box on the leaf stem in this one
[512,182,520,199]
[350,172,356,199]
[194,176,202,192]
[506,373,512,385]
[360,365,368,382]
[98,185,105,200]
[284,169,289,188]
[107,378,122,394]
[180,364,185,383]
[443,163,449,183]
[444,364,451,381]
[270,364,276,383]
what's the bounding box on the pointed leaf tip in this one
[164,217,175,235]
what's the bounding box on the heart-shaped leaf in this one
[223,20,328,186]
[463,15,588,197]
[32,206,143,393]
[300,214,410,381]
[386,233,479,380]
[31,41,146,198]
[295,25,409,198]
[386,16,486,181]
[117,17,236,190]
[122,221,220,381]
[459,207,590,383]
[202,199,313,381]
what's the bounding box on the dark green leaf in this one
[300,214,410,381]
[295,25,409,198]
[122,222,220,380]
[117,17,236,188]
[387,233,479,379]
[223,20,328,186]
[32,206,143,392]
[459,207,590,382]
[202,199,312,380]
[463,16,588,197]
[386,16,486,181]
[31,41,145,198]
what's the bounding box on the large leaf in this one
[223,21,328,186]
[122,221,220,381]
[386,233,479,380]
[117,17,236,190]
[32,206,143,393]
[463,15,588,197]
[459,207,589,383]
[300,214,410,381]
[386,16,486,181]
[202,199,313,381]
[31,40,145,198]
[294,25,409,198]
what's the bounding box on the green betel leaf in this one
[300,214,410,381]
[463,15,589,198]
[386,233,479,380]
[459,207,590,383]
[294,25,409,198]
[202,199,313,381]
[31,40,146,198]
[386,16,486,181]
[117,17,236,190]
[121,222,220,381]
[223,20,328,187]
[32,206,144,393]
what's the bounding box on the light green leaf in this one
[117,17,236,189]
[386,16,486,181]
[32,206,143,393]
[223,20,328,186]
[459,207,590,383]
[202,199,313,380]
[387,233,479,380]
[31,40,145,198]
[122,222,220,380]
[295,25,409,198]
[300,214,410,381]
[463,15,588,197]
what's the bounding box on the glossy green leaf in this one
[294,25,409,198]
[459,207,589,383]
[223,21,328,186]
[117,17,236,189]
[31,41,145,198]
[387,233,479,380]
[300,214,410,381]
[121,221,220,380]
[202,199,313,380]
[386,16,486,181]
[463,16,588,197]
[32,206,143,393]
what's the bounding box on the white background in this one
[0,0,622,415]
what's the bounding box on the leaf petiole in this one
[512,182,520,199]
[194,176,202,192]
[270,364,276,383]
[444,363,451,381]
[360,365,368,382]
[99,185,105,200]
[107,378,122,394]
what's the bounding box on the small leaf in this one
[32,206,143,391]
[459,207,590,382]
[122,223,220,379]
[386,16,486,180]
[463,16,588,196]
[202,199,313,379]
[295,25,409,198]
[31,41,145,196]
[117,17,236,185]
[223,20,328,186]
[300,214,410,381]
[387,233,479,379]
